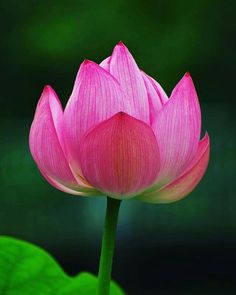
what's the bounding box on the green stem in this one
[97,197,121,295]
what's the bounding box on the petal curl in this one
[139,133,210,203]
[79,112,160,198]
[64,60,133,171]
[106,42,150,124]
[152,73,201,183]
[29,86,94,195]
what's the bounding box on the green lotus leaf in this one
[0,236,125,295]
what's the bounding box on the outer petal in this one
[142,72,168,124]
[107,42,150,124]
[63,60,133,172]
[79,112,160,198]
[152,73,201,183]
[139,133,210,203]
[29,86,94,195]
[40,169,99,196]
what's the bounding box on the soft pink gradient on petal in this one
[29,86,81,188]
[79,112,160,198]
[142,72,168,124]
[142,72,168,104]
[100,57,110,71]
[139,133,210,203]
[152,73,201,183]
[40,168,99,196]
[64,60,133,172]
[107,42,150,124]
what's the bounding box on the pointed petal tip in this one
[180,72,193,84]
[116,111,128,117]
[114,41,128,52]
[82,59,96,66]
[112,111,125,120]
[203,131,209,139]
[173,71,196,93]
[39,85,61,108]
[104,112,133,124]
[80,59,111,74]
[117,41,126,47]
[42,85,54,95]
[79,59,114,78]
[36,86,52,108]
[185,72,191,77]
[112,111,145,123]
[109,41,150,123]
[201,131,210,146]
[43,85,51,91]
[183,72,195,87]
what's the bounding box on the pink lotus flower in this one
[29,42,209,203]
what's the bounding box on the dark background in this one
[0,0,235,294]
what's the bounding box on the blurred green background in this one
[0,0,235,294]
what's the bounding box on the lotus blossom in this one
[29,42,209,203]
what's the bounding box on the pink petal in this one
[139,133,210,203]
[100,57,110,71]
[40,168,99,196]
[63,60,133,172]
[29,86,94,195]
[141,71,168,124]
[152,73,201,183]
[107,42,150,124]
[142,72,168,104]
[79,112,160,198]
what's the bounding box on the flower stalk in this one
[97,197,121,295]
